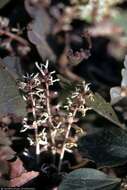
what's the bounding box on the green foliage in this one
[78,125,127,167]
[0,0,10,9]
[59,168,121,190]
[85,93,124,129]
[59,77,123,128]
[1,0,127,188]
[58,75,76,102]
[0,59,26,116]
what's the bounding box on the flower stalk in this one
[58,108,78,172]
[20,60,91,171]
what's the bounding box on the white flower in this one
[27,137,34,145]
[35,60,49,76]
[50,78,60,85]
[38,129,48,145]
[82,81,91,92]
[19,82,27,89]
[36,113,49,126]
[110,55,127,104]
[20,124,31,132]
[21,117,33,132]
[71,90,80,99]
[23,73,34,79]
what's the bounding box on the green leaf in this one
[58,75,76,102]
[0,59,26,116]
[85,93,125,129]
[78,125,127,167]
[59,168,121,190]
[0,0,10,9]
[3,56,23,79]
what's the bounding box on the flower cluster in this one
[64,82,92,116]
[20,60,60,151]
[20,60,91,170]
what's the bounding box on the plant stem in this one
[58,108,77,172]
[31,94,40,160]
[45,82,57,165]
[34,124,39,155]
[58,123,71,172]
[45,82,55,145]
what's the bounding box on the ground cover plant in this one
[1,0,127,189]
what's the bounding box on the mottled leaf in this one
[59,168,121,190]
[78,125,127,167]
[85,93,124,129]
